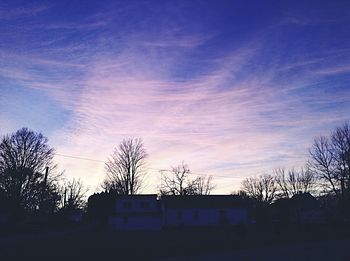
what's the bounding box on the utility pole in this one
[40,167,49,212]
[44,166,49,187]
[160,169,167,194]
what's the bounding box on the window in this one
[123,216,129,224]
[177,210,183,220]
[219,209,228,225]
[140,201,150,209]
[123,201,132,209]
[194,210,200,221]
[220,209,227,217]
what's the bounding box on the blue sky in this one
[1,0,350,193]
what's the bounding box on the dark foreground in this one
[1,224,350,260]
[157,238,350,261]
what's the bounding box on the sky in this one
[0,0,350,194]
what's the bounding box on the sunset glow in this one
[1,1,350,194]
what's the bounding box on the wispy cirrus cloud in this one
[45,45,349,192]
[1,1,350,193]
[0,3,49,20]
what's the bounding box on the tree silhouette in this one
[103,138,147,195]
[0,128,60,217]
[331,123,350,197]
[160,162,215,195]
[308,122,350,199]
[241,174,277,203]
[192,175,216,195]
[60,179,87,210]
[274,168,316,198]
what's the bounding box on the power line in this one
[54,153,242,180]
[146,168,241,179]
[54,152,240,192]
[54,153,105,163]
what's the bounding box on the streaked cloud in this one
[1,0,349,193]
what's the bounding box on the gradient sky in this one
[1,0,350,194]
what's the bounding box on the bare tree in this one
[103,138,147,195]
[0,128,60,215]
[274,168,316,198]
[60,179,88,210]
[331,123,350,196]
[308,135,339,196]
[308,123,350,198]
[160,162,215,195]
[241,174,277,203]
[160,162,191,195]
[192,175,216,195]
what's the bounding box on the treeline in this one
[0,128,87,225]
[237,122,350,220]
[0,128,215,226]
[0,122,349,225]
[102,139,215,196]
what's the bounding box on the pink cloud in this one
[2,26,349,194]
